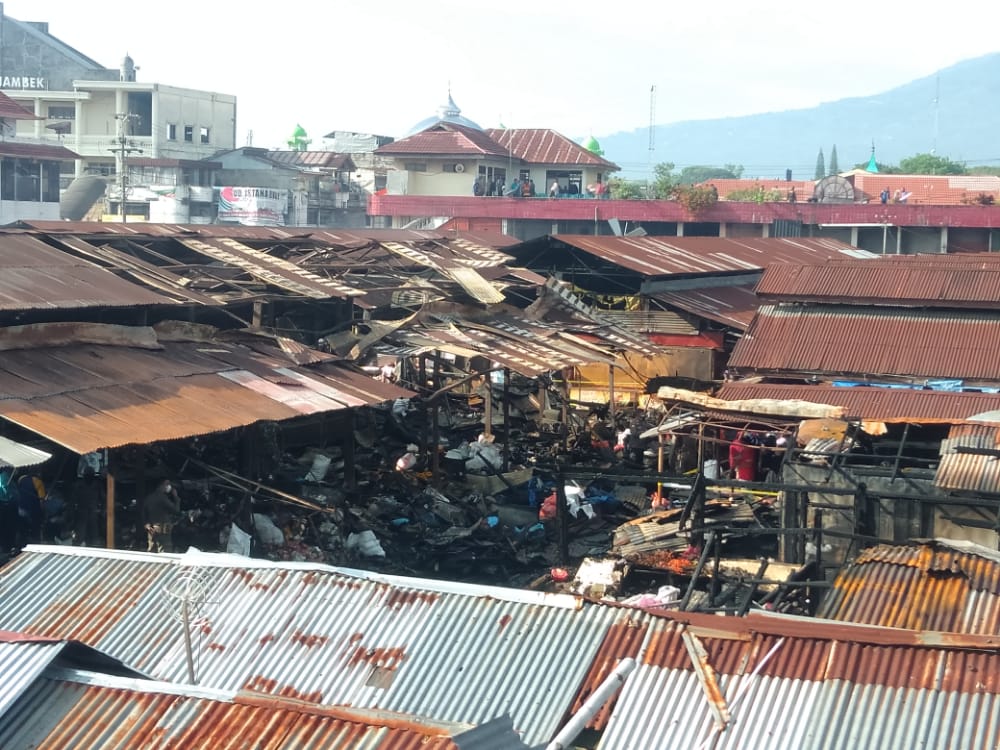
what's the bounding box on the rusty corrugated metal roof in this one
[486,129,618,169]
[714,382,1000,424]
[729,304,1000,381]
[0,234,179,310]
[542,236,873,277]
[0,141,78,160]
[756,257,1000,307]
[4,547,1000,749]
[650,284,760,331]
[0,331,412,452]
[817,539,1000,634]
[935,423,1000,493]
[375,123,510,158]
[0,676,468,749]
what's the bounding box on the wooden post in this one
[431,401,441,481]
[502,368,511,471]
[608,363,616,423]
[483,380,493,439]
[343,411,356,490]
[105,466,116,550]
[556,467,569,564]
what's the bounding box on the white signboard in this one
[217,186,287,226]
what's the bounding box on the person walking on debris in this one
[143,478,181,553]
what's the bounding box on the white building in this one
[0,4,236,218]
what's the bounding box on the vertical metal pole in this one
[656,432,665,507]
[431,402,441,482]
[181,597,196,683]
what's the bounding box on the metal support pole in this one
[556,467,569,564]
[502,368,511,471]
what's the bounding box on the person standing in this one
[880,187,890,204]
[143,478,180,553]
[549,180,560,198]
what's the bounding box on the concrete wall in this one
[0,198,59,223]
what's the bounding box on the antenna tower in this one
[163,567,214,684]
[647,85,656,199]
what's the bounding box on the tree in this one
[828,145,839,175]
[814,149,825,180]
[651,162,678,199]
[607,176,644,200]
[678,165,741,185]
[723,163,745,179]
[898,153,967,175]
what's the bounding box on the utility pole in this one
[108,113,142,223]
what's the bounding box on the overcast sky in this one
[14,1,999,153]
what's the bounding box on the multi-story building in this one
[0,89,79,222]
[0,4,236,218]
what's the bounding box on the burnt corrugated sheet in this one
[817,540,1000,634]
[936,424,1000,493]
[549,236,872,277]
[0,339,411,453]
[756,259,1000,307]
[728,304,1000,380]
[715,382,1000,424]
[0,234,177,310]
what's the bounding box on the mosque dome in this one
[405,92,483,136]
[583,135,604,156]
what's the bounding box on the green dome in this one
[583,135,604,156]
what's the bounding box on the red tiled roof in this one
[486,128,618,169]
[850,173,1000,206]
[715,381,1000,424]
[0,141,78,160]
[375,123,509,158]
[729,304,1000,382]
[0,91,41,120]
[704,178,814,200]
[756,256,1000,307]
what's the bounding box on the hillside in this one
[599,53,1000,179]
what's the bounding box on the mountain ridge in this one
[599,53,1000,179]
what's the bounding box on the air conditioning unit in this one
[454,163,465,173]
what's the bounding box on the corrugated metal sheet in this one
[756,259,1000,307]
[599,615,1000,750]
[0,233,178,310]
[936,424,1000,493]
[178,237,366,299]
[0,141,78,160]
[0,547,623,747]
[0,676,463,750]
[376,124,510,158]
[486,129,617,168]
[545,236,872,278]
[715,382,1000,424]
[817,540,1000,636]
[728,304,1000,380]
[0,339,412,453]
[650,284,760,331]
[0,436,51,469]
[3,548,1000,749]
[0,640,62,715]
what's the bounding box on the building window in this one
[42,162,60,202]
[184,126,193,142]
[443,163,465,173]
[1,158,46,202]
[167,123,177,140]
[200,126,210,144]
[403,162,427,172]
[47,105,75,120]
